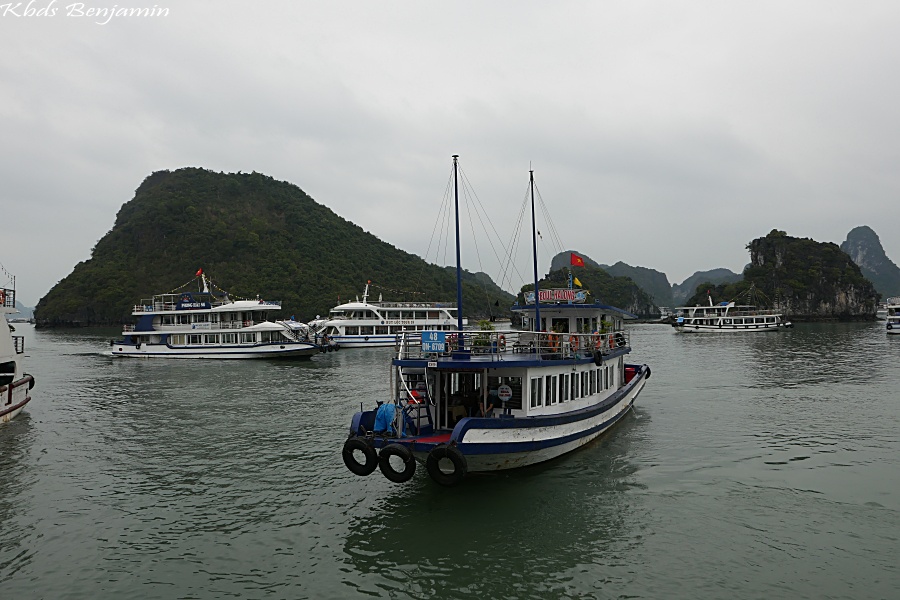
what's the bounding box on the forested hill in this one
[35,168,514,326]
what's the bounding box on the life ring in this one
[594,334,603,350]
[378,443,416,483]
[498,334,506,350]
[135,341,141,349]
[569,335,579,350]
[243,321,250,327]
[342,437,378,476]
[888,324,893,330]
[426,444,467,486]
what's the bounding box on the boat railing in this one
[122,320,259,332]
[12,335,25,354]
[396,330,629,361]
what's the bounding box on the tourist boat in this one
[886,297,900,335]
[1,272,36,423]
[111,272,321,359]
[672,288,791,333]
[309,281,465,348]
[341,157,651,486]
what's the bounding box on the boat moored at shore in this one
[112,272,321,359]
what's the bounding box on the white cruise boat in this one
[1,271,36,423]
[112,272,320,359]
[340,157,650,486]
[886,297,900,335]
[673,288,791,333]
[310,281,465,348]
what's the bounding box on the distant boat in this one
[672,286,791,333]
[309,281,465,348]
[341,157,651,486]
[1,272,36,423]
[111,272,321,359]
[886,297,900,335]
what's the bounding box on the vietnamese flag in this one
[196,268,203,276]
[570,253,585,267]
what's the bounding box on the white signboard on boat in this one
[421,331,446,352]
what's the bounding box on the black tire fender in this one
[378,443,416,483]
[342,437,377,476]
[426,444,467,486]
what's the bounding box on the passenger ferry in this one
[341,157,650,486]
[309,282,465,348]
[111,272,320,359]
[1,270,36,423]
[672,289,791,333]
[886,297,900,335]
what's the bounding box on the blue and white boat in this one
[111,272,321,359]
[341,157,651,486]
[886,297,900,335]
[1,268,36,423]
[308,282,464,348]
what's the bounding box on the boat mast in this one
[530,168,541,332]
[453,155,464,334]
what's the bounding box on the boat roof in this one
[330,300,456,311]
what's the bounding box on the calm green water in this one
[1,323,897,599]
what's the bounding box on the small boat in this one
[341,157,651,486]
[111,271,321,359]
[309,281,465,348]
[672,286,791,333]
[886,297,900,335]
[1,272,36,423]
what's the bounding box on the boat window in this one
[581,372,588,397]
[376,326,388,335]
[723,319,731,325]
[188,334,202,345]
[161,316,175,325]
[360,326,374,335]
[170,334,185,345]
[240,332,256,343]
[178,314,191,325]
[194,313,209,323]
[559,375,567,403]
[427,311,438,319]
[389,326,401,333]
[222,333,237,344]
[571,373,579,400]
[204,334,218,344]
[345,326,359,335]
[546,375,556,405]
[590,370,596,395]
[209,314,219,323]
[530,377,543,408]
[604,366,609,390]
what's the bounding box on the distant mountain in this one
[13,301,33,319]
[598,262,673,307]
[672,268,743,305]
[531,262,656,317]
[840,226,900,299]
[35,168,514,326]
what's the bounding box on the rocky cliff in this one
[840,226,900,298]
[746,230,878,320]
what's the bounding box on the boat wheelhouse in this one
[886,297,900,335]
[1,274,35,423]
[310,282,465,348]
[341,157,650,486]
[112,273,320,359]
[673,291,791,333]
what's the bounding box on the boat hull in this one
[111,343,320,359]
[1,376,34,424]
[674,322,789,333]
[428,366,647,472]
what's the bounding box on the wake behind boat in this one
[341,156,650,486]
[1,269,36,423]
[111,271,320,359]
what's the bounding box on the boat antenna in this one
[530,167,541,332]
[453,155,464,334]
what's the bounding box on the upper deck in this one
[132,292,281,315]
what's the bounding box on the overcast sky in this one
[2,1,899,306]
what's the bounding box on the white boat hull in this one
[111,343,320,359]
[674,322,789,333]
[1,377,33,424]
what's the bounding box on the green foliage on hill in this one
[35,168,514,326]
[686,230,878,318]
